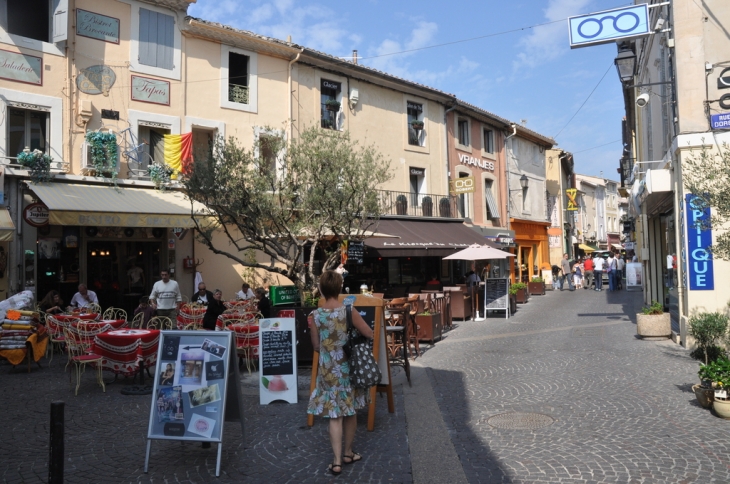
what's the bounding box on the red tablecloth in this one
[221,321,260,357]
[71,319,126,331]
[55,313,100,322]
[215,312,258,330]
[92,329,160,376]
[176,305,207,329]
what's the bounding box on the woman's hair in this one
[40,290,62,307]
[319,270,343,300]
[214,289,222,296]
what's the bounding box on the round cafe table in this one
[55,313,100,323]
[92,329,160,378]
[71,319,126,332]
[215,312,257,330]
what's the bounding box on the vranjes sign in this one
[458,153,494,171]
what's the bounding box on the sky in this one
[188,0,630,180]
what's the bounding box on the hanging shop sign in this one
[0,49,42,86]
[449,176,475,195]
[407,102,423,112]
[131,75,171,106]
[685,194,714,290]
[568,4,649,49]
[23,202,49,227]
[76,65,116,95]
[76,9,120,44]
[711,113,730,130]
[717,67,730,89]
[172,227,186,239]
[458,153,494,171]
[566,188,579,211]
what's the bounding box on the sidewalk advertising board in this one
[626,262,643,291]
[484,278,509,318]
[258,317,298,405]
[145,330,244,477]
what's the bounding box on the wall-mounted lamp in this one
[519,174,529,189]
[614,44,636,84]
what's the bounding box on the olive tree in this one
[182,126,393,294]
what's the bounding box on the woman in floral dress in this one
[307,270,374,476]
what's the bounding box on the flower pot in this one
[692,384,714,409]
[439,198,451,217]
[416,313,442,344]
[713,397,730,418]
[395,196,408,215]
[509,294,516,315]
[636,312,671,338]
[422,199,433,217]
[527,282,545,295]
[515,288,529,304]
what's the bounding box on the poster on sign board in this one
[258,318,298,405]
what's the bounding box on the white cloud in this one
[513,0,593,70]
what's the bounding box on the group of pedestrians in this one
[555,251,625,292]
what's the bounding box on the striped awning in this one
[578,243,597,252]
[0,209,15,241]
[29,183,207,228]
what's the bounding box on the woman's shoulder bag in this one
[345,305,382,389]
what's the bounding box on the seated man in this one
[254,287,271,319]
[191,282,214,306]
[236,283,255,300]
[69,283,99,309]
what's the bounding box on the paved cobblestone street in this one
[2,287,730,483]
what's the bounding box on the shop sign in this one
[172,227,186,239]
[76,9,120,44]
[685,194,714,290]
[624,242,635,250]
[0,49,42,86]
[458,153,494,171]
[566,189,578,210]
[131,75,170,106]
[76,65,116,95]
[711,113,730,130]
[23,202,49,227]
[450,176,475,195]
[717,67,730,89]
[410,167,425,176]
[407,102,423,112]
[321,80,341,91]
[568,4,649,49]
[269,285,300,306]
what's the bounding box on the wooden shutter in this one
[52,0,69,43]
[139,8,174,70]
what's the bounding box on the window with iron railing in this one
[228,52,249,104]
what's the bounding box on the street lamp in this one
[519,174,529,189]
[614,44,636,84]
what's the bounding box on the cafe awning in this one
[364,219,501,257]
[0,209,15,241]
[29,183,207,228]
[578,243,597,252]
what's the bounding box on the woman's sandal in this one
[328,463,342,476]
[343,452,362,465]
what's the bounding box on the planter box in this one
[416,313,442,345]
[509,294,516,315]
[515,288,529,304]
[636,312,671,338]
[527,282,545,295]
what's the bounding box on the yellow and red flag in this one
[163,132,194,177]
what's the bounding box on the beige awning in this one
[29,183,207,228]
[0,209,15,241]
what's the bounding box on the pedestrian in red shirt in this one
[583,256,594,289]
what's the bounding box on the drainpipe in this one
[288,51,303,143]
[443,102,457,197]
[504,124,517,231]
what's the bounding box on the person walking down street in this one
[69,284,99,309]
[560,254,574,291]
[307,270,374,476]
[616,256,625,290]
[551,265,561,290]
[573,261,583,289]
[593,253,605,291]
[149,270,182,320]
[607,253,617,291]
[202,290,225,330]
[583,256,594,290]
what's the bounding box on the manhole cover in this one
[571,327,604,337]
[486,412,554,429]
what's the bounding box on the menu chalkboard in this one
[484,278,509,318]
[261,330,294,376]
[347,241,365,264]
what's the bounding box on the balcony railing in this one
[376,190,462,218]
[228,84,249,104]
[321,104,339,130]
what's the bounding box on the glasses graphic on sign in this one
[450,177,475,194]
[569,5,649,48]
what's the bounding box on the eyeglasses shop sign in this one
[23,202,49,227]
[568,4,649,48]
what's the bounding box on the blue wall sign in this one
[685,194,714,290]
[711,113,730,130]
[569,4,650,49]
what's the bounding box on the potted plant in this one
[508,286,518,314]
[17,147,53,184]
[688,312,729,364]
[694,360,720,409]
[325,99,341,112]
[439,197,451,217]
[410,120,424,131]
[396,194,408,215]
[636,300,671,339]
[527,276,545,295]
[148,163,176,189]
[415,308,442,344]
[85,130,119,181]
[709,357,730,418]
[511,282,529,304]
[421,196,433,217]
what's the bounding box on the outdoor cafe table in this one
[215,313,260,357]
[92,329,160,378]
[55,313,100,323]
[71,319,126,332]
[176,305,207,329]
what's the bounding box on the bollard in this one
[48,401,64,484]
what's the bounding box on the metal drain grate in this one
[571,327,605,337]
[486,412,554,430]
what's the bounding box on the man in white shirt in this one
[236,283,255,300]
[607,253,619,291]
[616,256,625,290]
[593,254,605,291]
[69,284,99,309]
[149,270,182,319]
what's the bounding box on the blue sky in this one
[189,0,630,180]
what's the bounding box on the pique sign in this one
[685,194,714,290]
[23,202,49,227]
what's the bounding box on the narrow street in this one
[2,288,728,483]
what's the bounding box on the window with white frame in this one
[321,79,342,130]
[484,179,499,220]
[407,101,424,146]
[0,0,68,46]
[220,45,258,112]
[457,117,469,147]
[483,127,494,154]
[7,108,48,157]
[227,52,249,104]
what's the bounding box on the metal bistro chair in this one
[129,311,145,329]
[102,307,128,322]
[85,303,102,316]
[45,314,67,366]
[62,326,105,396]
[384,297,411,386]
[147,316,173,330]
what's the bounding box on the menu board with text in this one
[259,318,298,405]
[484,278,509,318]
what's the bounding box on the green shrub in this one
[641,300,663,315]
[530,277,543,283]
[689,312,729,365]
